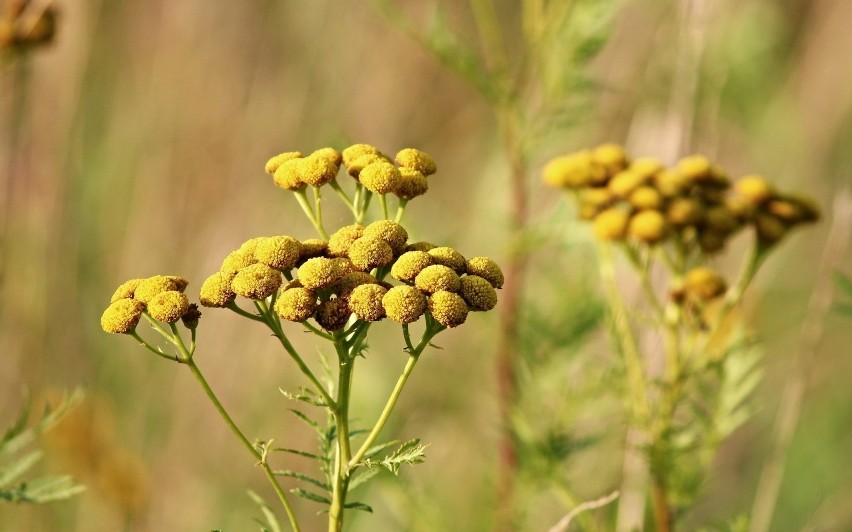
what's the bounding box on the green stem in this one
[330,180,359,218]
[129,331,180,362]
[227,301,265,322]
[379,194,389,220]
[359,191,374,223]
[329,333,355,532]
[394,199,408,224]
[293,189,329,239]
[313,186,326,236]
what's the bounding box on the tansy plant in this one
[100,145,502,532]
[543,145,818,531]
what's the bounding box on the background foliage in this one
[1,0,850,530]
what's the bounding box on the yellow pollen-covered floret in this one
[391,251,434,284]
[393,167,429,200]
[314,298,350,331]
[592,143,628,173]
[628,186,663,210]
[342,144,381,168]
[299,239,328,263]
[427,247,466,274]
[608,169,649,198]
[221,249,258,274]
[415,264,461,294]
[347,153,386,179]
[736,175,774,205]
[255,235,301,271]
[465,257,504,289]
[327,224,365,257]
[460,275,498,311]
[265,151,302,174]
[542,152,595,188]
[666,198,704,227]
[231,263,282,300]
[311,147,342,166]
[273,158,305,191]
[428,291,468,328]
[405,241,436,253]
[654,169,690,197]
[592,208,629,241]
[239,237,267,256]
[134,275,185,305]
[100,298,145,334]
[676,155,712,181]
[110,278,143,303]
[147,290,190,323]
[348,236,394,271]
[628,210,669,243]
[274,287,317,322]
[334,272,378,297]
[382,285,427,324]
[684,267,727,300]
[359,161,402,195]
[363,220,408,255]
[629,157,664,178]
[300,154,339,187]
[349,284,388,322]
[199,272,236,307]
[297,257,348,289]
[395,148,437,176]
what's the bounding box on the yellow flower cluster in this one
[265,144,436,200]
[101,275,197,333]
[199,221,501,330]
[543,145,820,252]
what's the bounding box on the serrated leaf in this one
[348,466,382,491]
[288,409,323,436]
[17,475,85,503]
[380,439,428,475]
[248,489,282,532]
[273,447,327,463]
[363,440,400,460]
[291,487,331,505]
[344,501,373,513]
[0,450,42,488]
[274,470,330,492]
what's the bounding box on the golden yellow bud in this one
[255,235,301,271]
[110,278,144,303]
[349,284,388,322]
[100,299,145,334]
[274,287,317,322]
[231,263,282,300]
[382,285,427,324]
[592,208,629,241]
[460,275,498,311]
[684,267,727,300]
[415,264,461,294]
[391,251,434,284]
[199,272,236,307]
[465,257,504,289]
[393,167,429,200]
[347,236,394,271]
[297,257,348,289]
[628,210,668,243]
[147,291,190,323]
[428,291,468,328]
[628,186,663,210]
[327,224,365,258]
[395,148,437,176]
[427,246,466,274]
[360,161,402,195]
[736,175,774,205]
[363,220,408,255]
[265,151,302,174]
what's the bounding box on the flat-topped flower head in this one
[676,155,712,182]
[274,287,317,322]
[231,263,282,300]
[265,151,302,174]
[363,220,408,255]
[110,278,143,303]
[101,299,145,334]
[405,241,436,253]
[360,161,401,195]
[273,158,305,191]
[592,143,629,174]
[736,175,774,205]
[298,257,349,289]
[629,157,664,179]
[342,143,381,168]
[255,235,301,271]
[415,264,461,294]
[465,257,504,289]
[684,267,727,300]
[327,224,365,257]
[393,168,429,200]
[347,235,393,271]
[428,291,468,328]
[311,147,342,166]
[314,298,350,331]
[654,169,691,197]
[628,210,669,243]
[542,151,596,188]
[382,285,427,324]
[427,247,466,274]
[667,198,704,227]
[134,275,186,305]
[592,208,629,241]
[347,153,387,179]
[460,275,498,311]
[391,251,434,284]
[199,271,236,307]
[300,154,339,187]
[395,148,437,176]
[628,186,663,210]
[349,284,388,322]
[299,239,328,263]
[148,291,190,323]
[334,272,378,298]
[239,237,267,256]
[221,249,258,274]
[608,169,649,198]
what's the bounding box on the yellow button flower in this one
[100,298,145,334]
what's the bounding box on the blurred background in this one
[1,0,850,530]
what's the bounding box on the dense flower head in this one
[315,298,350,331]
[460,275,498,311]
[415,264,461,294]
[394,168,429,200]
[311,147,342,166]
[255,235,301,270]
[300,154,339,187]
[334,272,378,298]
[684,267,727,300]
[342,143,381,168]
[298,257,349,289]
[299,239,328,263]
[134,275,187,305]
[147,291,190,323]
[328,224,365,258]
[427,246,466,274]
[405,241,436,253]
[199,272,236,307]
[428,291,468,328]
[110,278,144,303]
[391,251,434,284]
[465,257,504,289]
[265,151,302,174]
[273,159,305,191]
[101,299,145,334]
[363,220,408,255]
[349,284,388,322]
[543,144,819,252]
[274,287,317,322]
[221,249,258,274]
[395,148,437,176]
[382,285,427,324]
[231,263,282,300]
[359,161,401,195]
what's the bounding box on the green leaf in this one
[248,489,282,532]
[1,395,31,450]
[274,470,330,492]
[834,271,852,296]
[15,475,85,503]
[291,487,331,505]
[363,440,399,460]
[344,501,373,513]
[0,450,42,488]
[288,409,322,436]
[273,447,327,463]
[348,466,382,491]
[380,439,428,475]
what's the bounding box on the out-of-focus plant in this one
[543,144,819,530]
[370,1,621,524]
[99,145,503,531]
[0,0,57,58]
[1,389,84,505]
